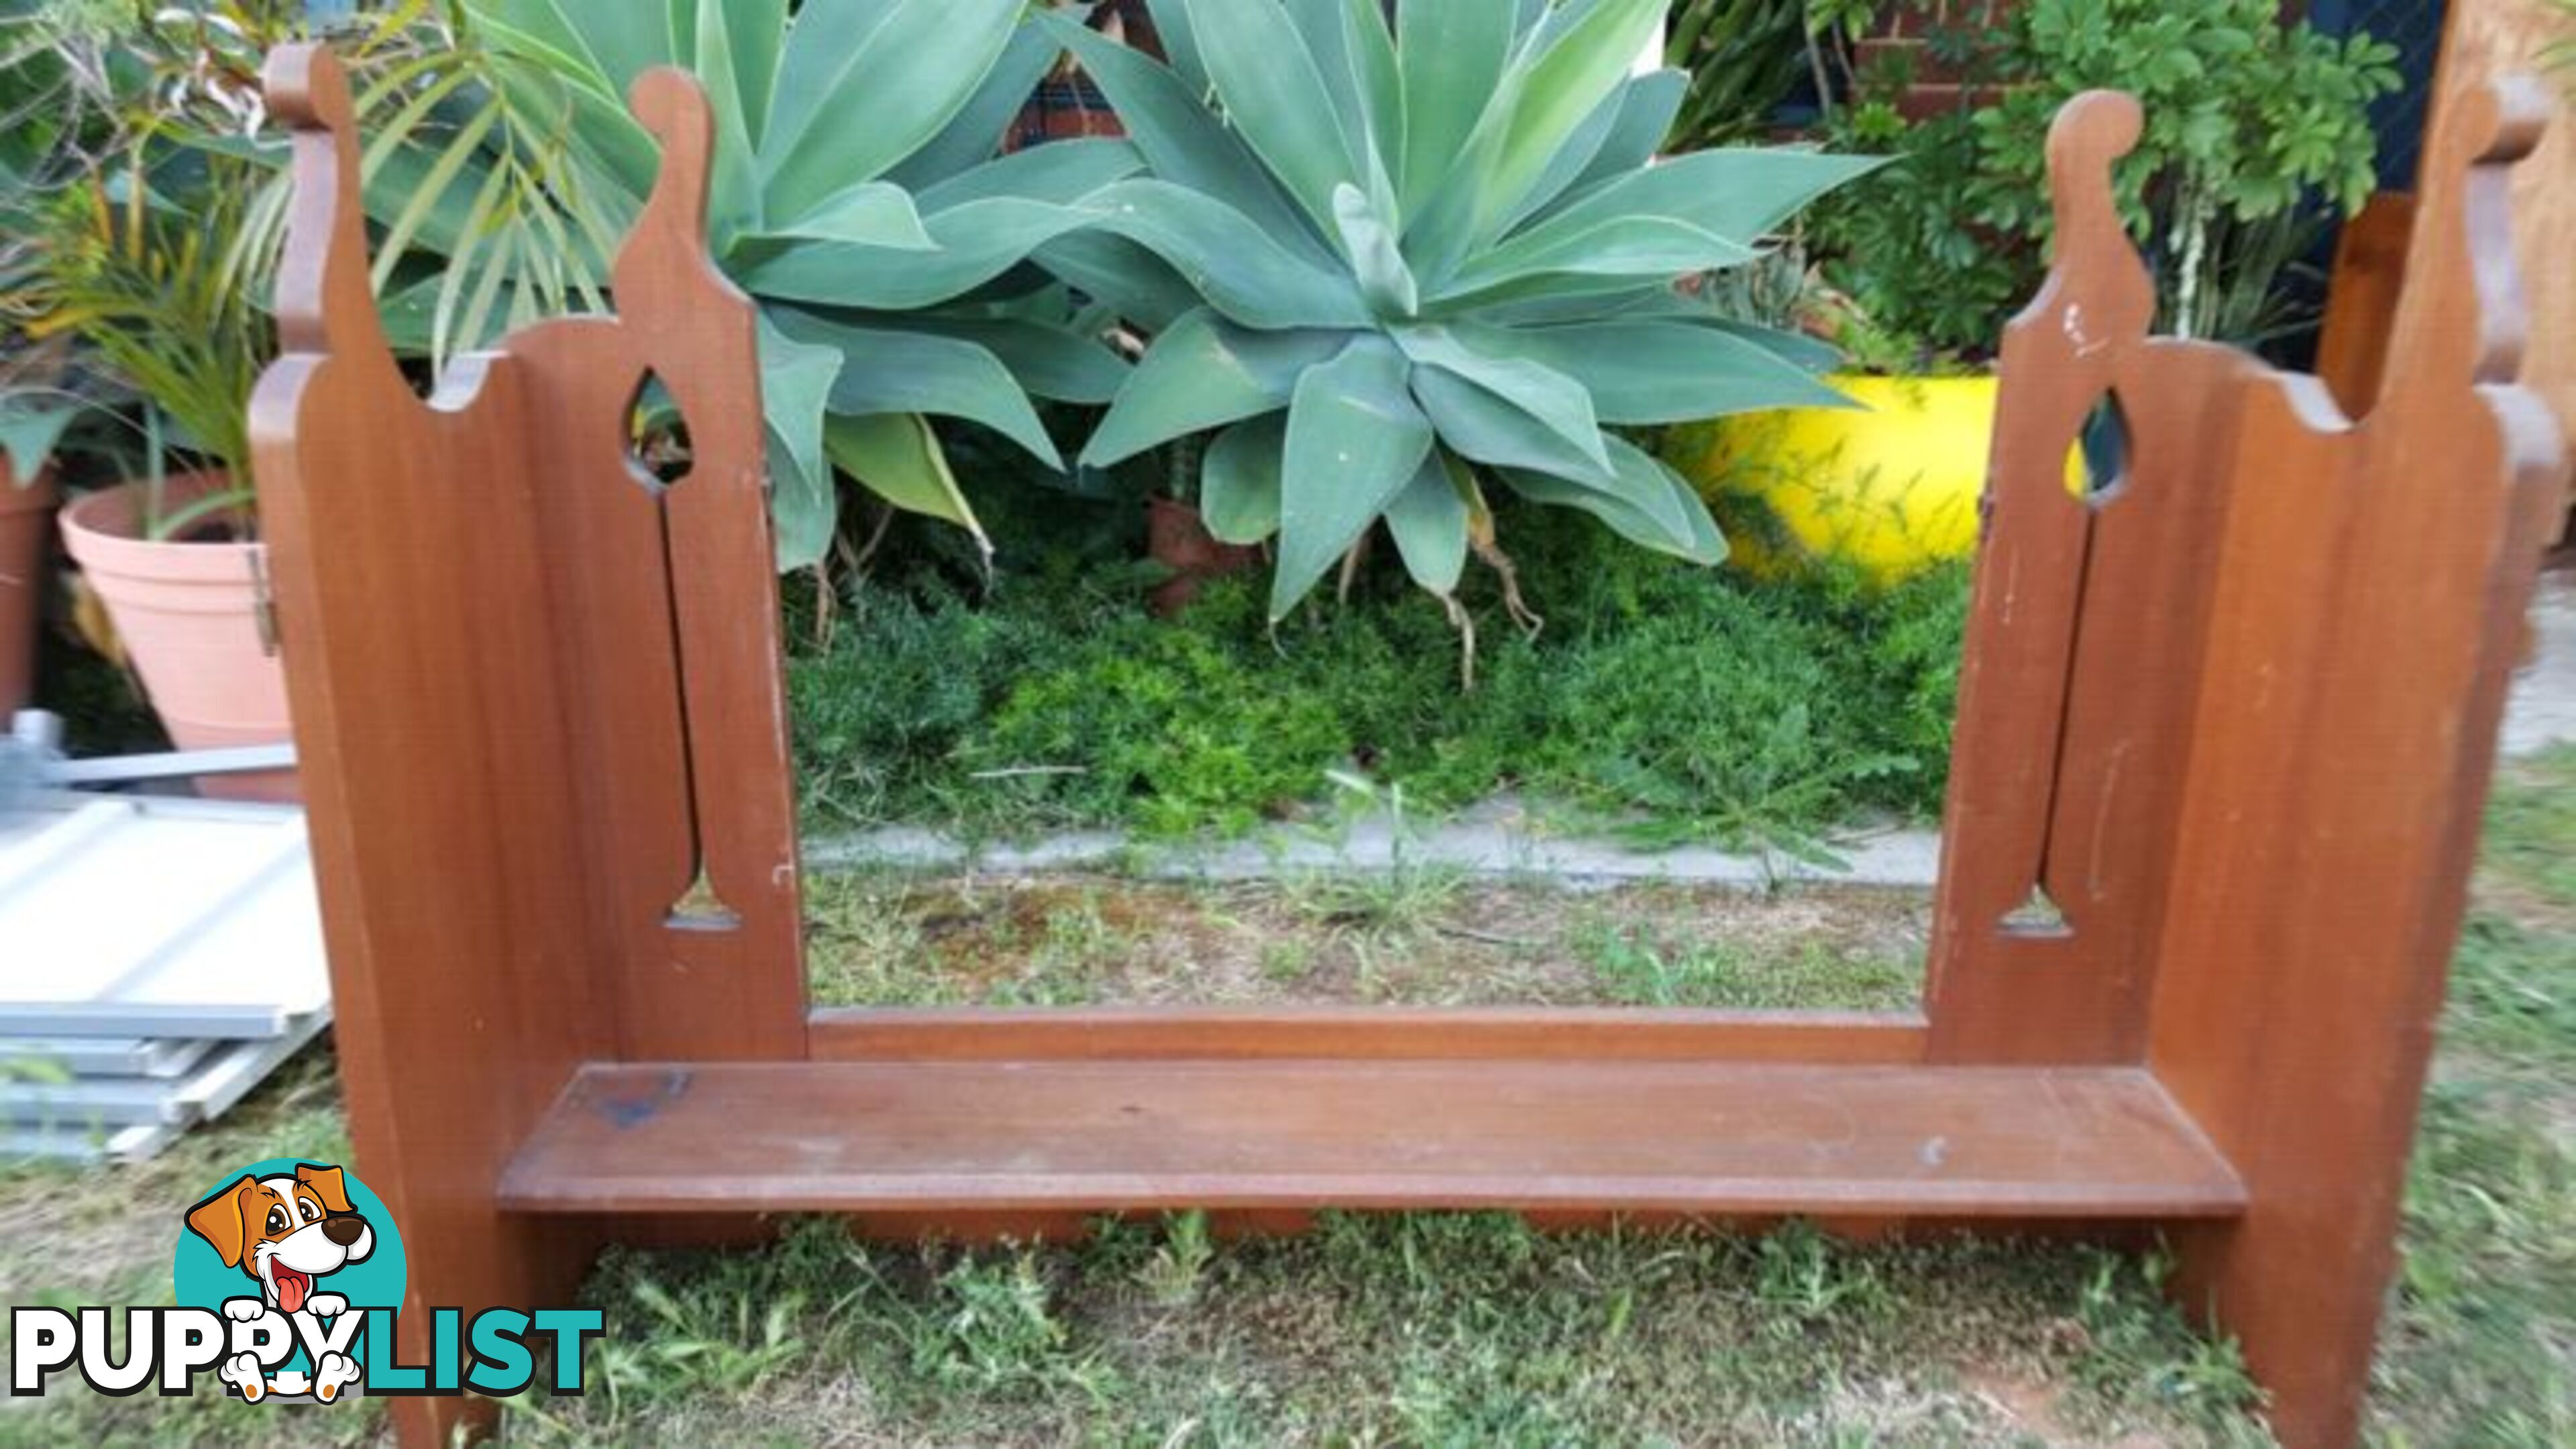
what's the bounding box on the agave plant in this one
[1046,0,1870,623]
[413,0,1143,567]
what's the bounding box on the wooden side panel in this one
[250,46,599,1449]
[1925,93,2249,1065]
[252,45,802,1444]
[2442,0,2576,539]
[2147,79,2568,1449]
[515,72,806,1064]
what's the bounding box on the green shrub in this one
[787,502,1971,845]
[1807,0,2398,356]
[1044,0,1867,625]
[789,585,1055,826]
[971,609,1350,837]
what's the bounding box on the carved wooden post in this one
[252,43,804,1445]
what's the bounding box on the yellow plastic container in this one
[1668,374,2015,585]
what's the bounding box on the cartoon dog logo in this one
[183,1162,374,1401]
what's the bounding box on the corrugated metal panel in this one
[0,792,333,1160]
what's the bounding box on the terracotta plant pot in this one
[57,473,296,802]
[0,460,55,714]
[1144,494,1259,618]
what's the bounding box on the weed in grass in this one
[1753,1220,1890,1329]
[1281,773,1471,938]
[1138,1210,1217,1307]
[1572,918,1921,1011]
[916,1251,1085,1395]
[2065,1249,2267,1436]
[1257,937,1315,984]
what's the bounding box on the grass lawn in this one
[5,748,2569,1447]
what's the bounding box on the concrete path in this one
[810,574,2576,891]
[2504,574,2576,759]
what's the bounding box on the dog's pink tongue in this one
[276,1270,309,1315]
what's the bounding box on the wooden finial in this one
[2385,74,2555,402]
[2016,89,2154,354]
[262,43,393,368]
[612,68,733,307]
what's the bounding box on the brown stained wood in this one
[1925,93,2252,1065]
[808,1007,1929,1063]
[498,1060,2245,1218]
[252,46,803,1447]
[2143,80,2569,1449]
[2316,191,2417,417]
[2440,0,2576,538]
[260,38,2561,1448]
[507,72,804,1064]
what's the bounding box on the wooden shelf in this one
[499,1061,2245,1218]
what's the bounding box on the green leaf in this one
[1283,0,1369,151]
[1084,308,1346,467]
[1707,319,1843,375]
[1337,0,1406,170]
[1334,184,1418,319]
[686,0,782,241]
[762,0,1022,225]
[741,197,1096,309]
[777,310,1061,466]
[1437,216,1758,302]
[757,310,850,570]
[474,0,675,195]
[1409,367,1609,483]
[1516,148,1881,256]
[1500,449,1726,566]
[1032,17,1324,252]
[916,136,1144,212]
[1141,0,1212,96]
[1273,337,1434,619]
[1199,414,1288,545]
[1474,0,1664,235]
[1078,180,1370,330]
[886,15,1059,190]
[1393,323,1607,474]
[1511,319,1855,424]
[822,410,990,558]
[1183,0,1362,238]
[1033,232,1203,333]
[897,316,1128,406]
[1383,450,1468,596]
[0,402,74,483]
[763,180,934,250]
[688,0,786,152]
[1566,67,1686,193]
[1395,0,1516,217]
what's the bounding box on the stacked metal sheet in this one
[0,792,331,1161]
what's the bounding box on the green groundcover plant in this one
[1045,0,1872,625]
[789,497,1969,849]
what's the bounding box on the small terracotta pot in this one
[0,460,56,714]
[58,473,297,802]
[1145,494,1259,618]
